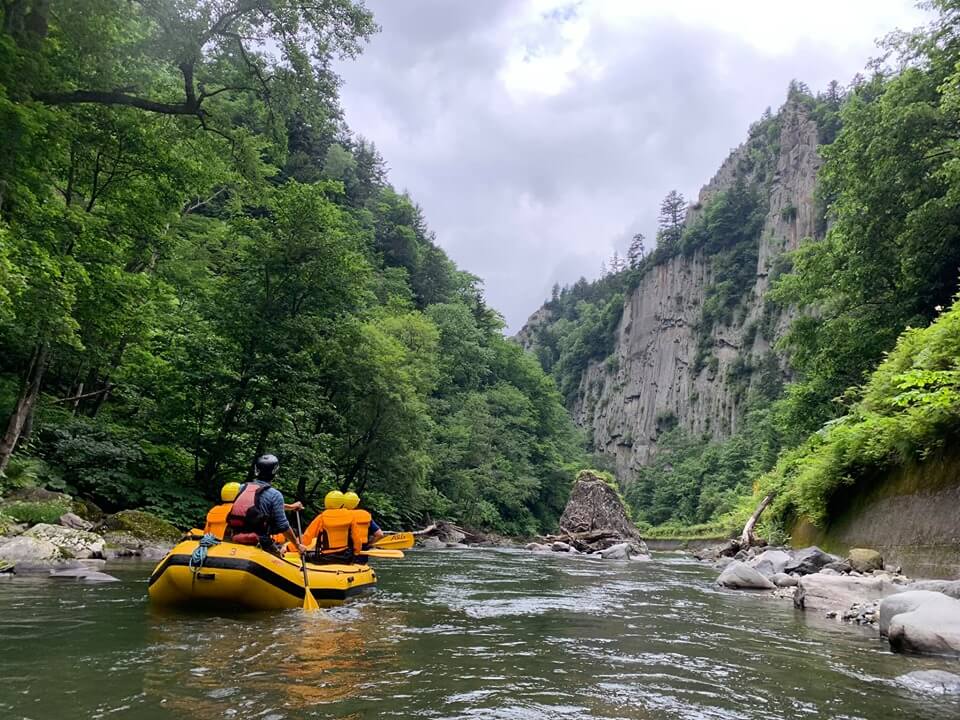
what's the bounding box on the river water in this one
[0,548,957,719]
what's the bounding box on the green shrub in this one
[2,499,70,524]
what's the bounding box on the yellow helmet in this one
[343,491,360,509]
[324,490,345,509]
[221,482,241,502]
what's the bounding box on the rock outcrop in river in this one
[529,470,649,560]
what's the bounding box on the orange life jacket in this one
[350,509,372,553]
[317,508,354,553]
[203,503,232,540]
[300,514,325,550]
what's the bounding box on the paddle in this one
[295,511,320,612]
[362,548,404,559]
[372,532,414,550]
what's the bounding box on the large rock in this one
[784,546,839,576]
[794,573,902,613]
[904,580,960,600]
[895,670,960,695]
[847,548,883,573]
[59,512,94,531]
[598,542,631,560]
[717,561,775,590]
[558,472,648,555]
[23,523,103,559]
[881,590,960,656]
[878,591,942,636]
[104,510,181,543]
[772,573,798,587]
[747,549,791,577]
[0,535,61,564]
[101,531,172,559]
[50,567,120,583]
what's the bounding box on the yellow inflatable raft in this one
[148,539,376,611]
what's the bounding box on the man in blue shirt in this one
[228,454,306,554]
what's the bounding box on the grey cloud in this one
[339,1,903,331]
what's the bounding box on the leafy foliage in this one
[0,1,582,531]
[752,296,960,530]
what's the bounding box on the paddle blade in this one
[303,587,320,612]
[363,548,404,559]
[373,532,414,550]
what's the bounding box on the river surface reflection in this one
[0,548,957,719]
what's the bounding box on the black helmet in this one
[254,454,280,480]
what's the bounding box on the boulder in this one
[878,591,942,636]
[50,567,120,583]
[822,560,852,574]
[70,498,104,522]
[551,541,572,552]
[104,510,181,543]
[417,536,445,550]
[881,591,960,656]
[717,561,775,590]
[23,523,103,559]
[0,535,61,565]
[598,542,630,560]
[895,670,960,695]
[59,512,94,531]
[772,573,798,587]
[101,531,172,559]
[747,549,791,577]
[847,548,883,573]
[525,542,549,552]
[784,546,839,576]
[714,556,734,571]
[904,580,960,600]
[794,573,902,613]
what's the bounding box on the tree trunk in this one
[0,344,49,473]
[740,492,775,548]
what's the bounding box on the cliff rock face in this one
[523,101,823,480]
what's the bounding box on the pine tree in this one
[610,250,625,274]
[628,233,645,268]
[599,260,608,277]
[658,191,686,248]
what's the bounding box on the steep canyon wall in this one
[520,101,824,481]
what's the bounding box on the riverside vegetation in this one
[0,0,583,536]
[521,1,960,544]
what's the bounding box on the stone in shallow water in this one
[895,670,960,695]
[50,568,120,583]
[794,573,901,613]
[748,549,791,577]
[772,573,798,587]
[904,580,960,600]
[23,523,104,559]
[784,546,839,576]
[717,561,775,590]
[882,591,960,657]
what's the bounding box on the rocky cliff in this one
[520,99,824,480]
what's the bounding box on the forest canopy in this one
[0,0,583,533]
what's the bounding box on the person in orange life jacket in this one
[226,454,306,555]
[203,481,241,539]
[300,491,358,561]
[341,492,383,550]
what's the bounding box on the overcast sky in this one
[337,0,929,332]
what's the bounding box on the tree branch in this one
[35,89,203,116]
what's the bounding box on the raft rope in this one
[189,533,221,575]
